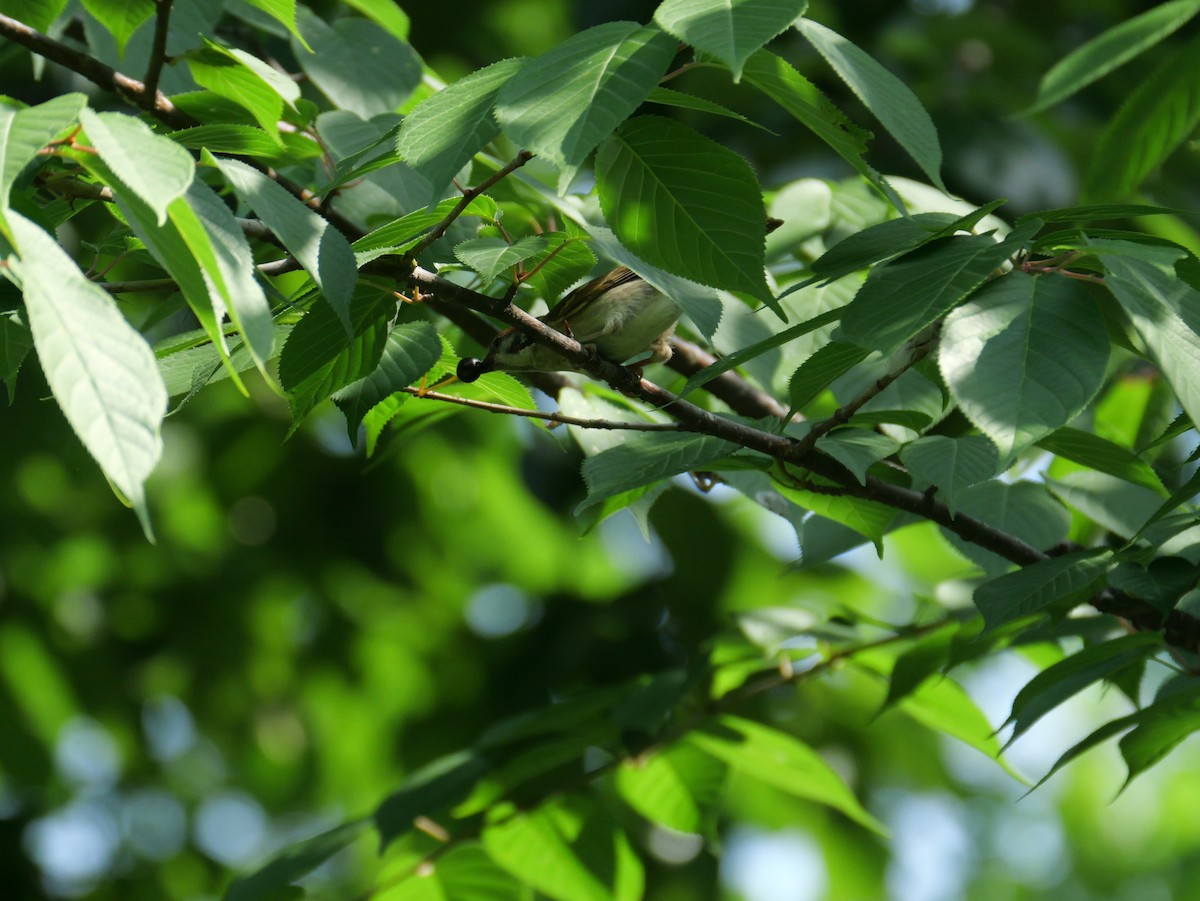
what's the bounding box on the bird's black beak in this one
[457,357,492,383]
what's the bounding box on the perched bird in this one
[456,266,681,382]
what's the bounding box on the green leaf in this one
[213,155,359,332]
[240,0,310,52]
[816,429,898,485]
[294,9,422,118]
[1046,470,1166,540]
[775,480,897,549]
[79,108,194,225]
[1019,203,1190,225]
[343,0,410,40]
[1119,680,1200,787]
[880,622,958,711]
[10,212,165,531]
[1004,633,1161,747]
[795,19,944,190]
[944,480,1070,577]
[596,115,769,303]
[224,820,369,901]
[615,741,726,834]
[352,195,498,262]
[0,0,67,32]
[1027,1,1200,113]
[1085,32,1200,200]
[396,57,525,206]
[578,433,742,513]
[899,434,999,516]
[683,308,842,396]
[385,844,524,901]
[973,549,1113,631]
[0,93,86,207]
[495,21,677,191]
[375,751,490,846]
[1037,427,1166,496]
[169,124,289,159]
[897,675,1025,781]
[653,0,807,81]
[454,235,549,285]
[645,86,776,132]
[519,235,598,303]
[806,212,959,285]
[1092,239,1200,431]
[1108,557,1199,613]
[180,179,276,374]
[939,272,1110,458]
[787,342,870,413]
[689,714,886,834]
[0,311,33,399]
[838,232,1024,356]
[483,797,644,901]
[741,50,893,205]
[278,287,394,423]
[333,322,442,442]
[1130,465,1200,544]
[187,48,291,138]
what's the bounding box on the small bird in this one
[457,266,681,382]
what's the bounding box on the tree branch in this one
[142,0,174,105]
[0,12,192,127]
[407,150,534,259]
[408,264,1200,651]
[794,332,934,457]
[666,336,791,420]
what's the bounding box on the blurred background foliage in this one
[4,0,1200,899]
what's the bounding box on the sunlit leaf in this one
[496,21,677,191]
[795,19,943,190]
[596,115,770,304]
[940,272,1110,458]
[616,741,727,834]
[654,0,807,81]
[689,714,886,834]
[483,797,644,901]
[0,93,86,206]
[79,108,194,225]
[214,155,359,332]
[396,57,525,205]
[10,212,165,531]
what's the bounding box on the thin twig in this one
[793,334,935,457]
[100,277,177,294]
[407,150,534,259]
[403,388,682,430]
[142,0,174,105]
